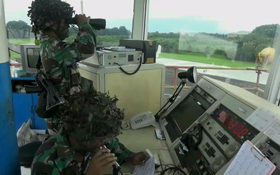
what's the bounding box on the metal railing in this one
[165,65,267,96]
[11,62,267,95]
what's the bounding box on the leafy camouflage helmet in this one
[27,0,75,35]
[58,89,124,141]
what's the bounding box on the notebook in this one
[225,140,276,175]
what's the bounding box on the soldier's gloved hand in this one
[76,14,89,26]
[86,148,117,175]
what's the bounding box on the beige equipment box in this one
[78,62,165,122]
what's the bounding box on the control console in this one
[256,138,280,175]
[170,103,260,174]
[163,76,280,175]
[202,117,240,159]
[162,86,216,145]
[211,105,259,144]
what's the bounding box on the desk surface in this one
[105,125,175,174]
[118,126,166,152]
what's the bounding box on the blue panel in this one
[0,62,20,174]
[11,77,35,81]
[32,94,47,129]
[12,93,33,131]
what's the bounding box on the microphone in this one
[69,18,106,30]
[100,145,121,170]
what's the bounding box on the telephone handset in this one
[122,111,156,130]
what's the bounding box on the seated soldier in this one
[31,90,149,175]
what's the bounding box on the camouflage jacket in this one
[40,22,95,96]
[31,134,135,175]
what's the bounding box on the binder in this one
[225,140,276,175]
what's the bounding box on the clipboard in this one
[224,140,276,175]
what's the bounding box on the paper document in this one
[133,156,155,175]
[264,119,280,145]
[225,140,276,175]
[246,107,278,132]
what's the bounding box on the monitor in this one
[26,47,40,68]
[164,87,216,142]
[20,44,40,75]
[170,94,206,132]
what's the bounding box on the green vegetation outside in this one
[159,53,256,68]
[7,21,277,69]
[7,38,265,68]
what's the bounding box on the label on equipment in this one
[118,54,126,58]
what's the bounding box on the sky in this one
[3,0,280,33]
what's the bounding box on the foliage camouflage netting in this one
[58,90,124,141]
[27,0,75,35]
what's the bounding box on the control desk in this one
[159,76,280,175]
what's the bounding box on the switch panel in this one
[202,117,241,159]
[197,131,227,173]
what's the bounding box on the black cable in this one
[114,56,142,75]
[155,80,186,121]
[8,48,11,58]
[156,81,184,115]
[155,83,184,121]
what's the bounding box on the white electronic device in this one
[79,47,143,67]
[122,111,156,130]
[155,129,165,140]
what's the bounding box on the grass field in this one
[159,53,256,68]
[9,39,260,68]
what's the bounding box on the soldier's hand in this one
[76,14,89,26]
[86,148,117,175]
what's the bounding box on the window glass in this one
[149,0,280,97]
[5,0,133,58]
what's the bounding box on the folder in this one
[225,140,276,175]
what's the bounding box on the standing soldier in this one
[27,0,96,134]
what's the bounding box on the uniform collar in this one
[40,34,61,42]
[54,132,84,162]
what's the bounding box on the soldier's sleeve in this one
[31,138,61,175]
[70,22,96,61]
[108,138,136,165]
[31,162,60,175]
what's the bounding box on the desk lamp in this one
[155,66,198,121]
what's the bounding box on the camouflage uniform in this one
[39,22,95,133]
[31,131,135,175]
[32,85,130,174]
[40,22,95,95]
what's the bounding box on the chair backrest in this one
[19,141,42,167]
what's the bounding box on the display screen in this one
[170,94,206,133]
[212,104,259,143]
[165,88,215,141]
[26,48,40,68]
[217,111,250,138]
